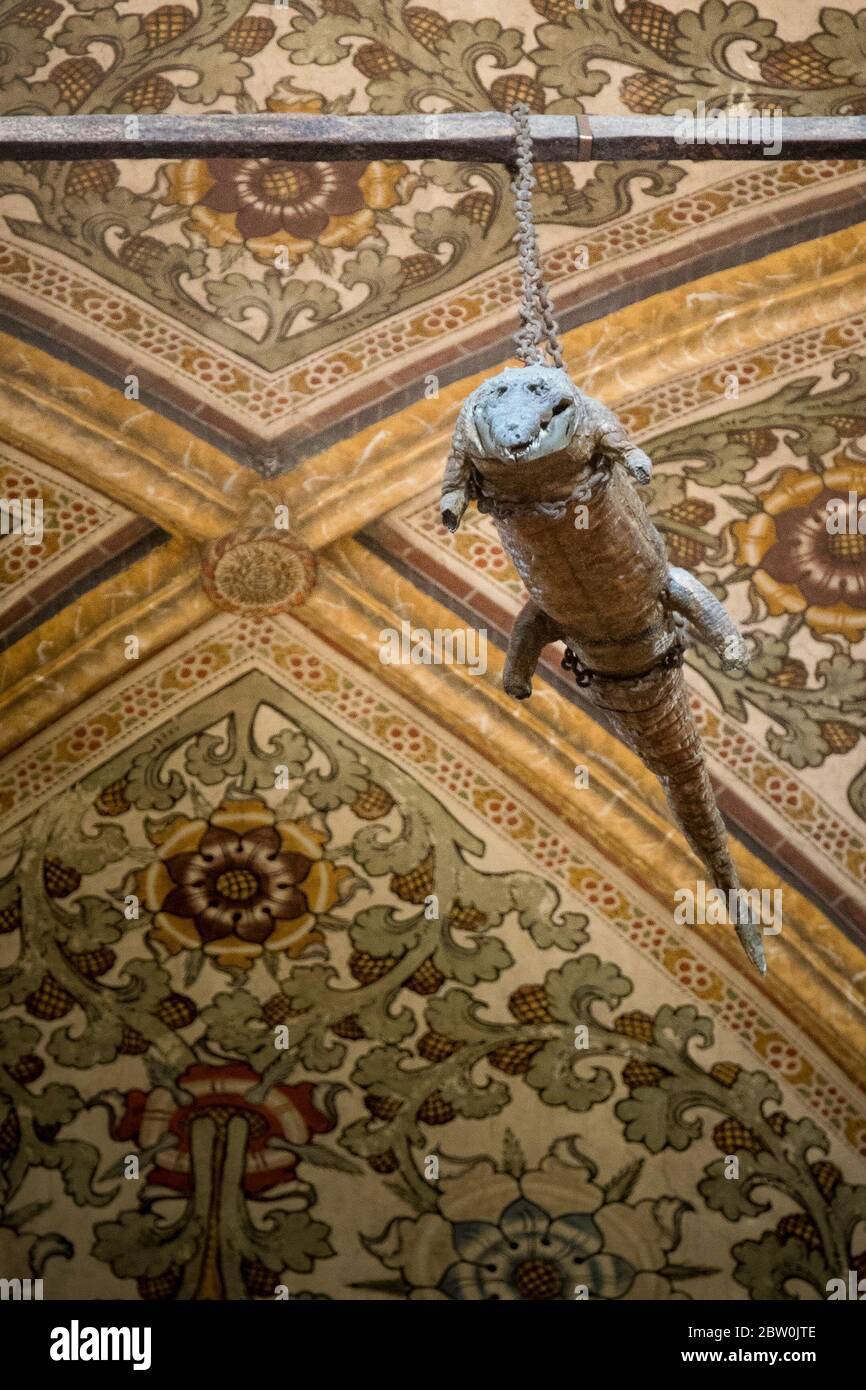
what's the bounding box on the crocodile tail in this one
[586,668,766,973]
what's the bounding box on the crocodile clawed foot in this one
[504,677,532,701]
[625,447,653,485]
[720,632,750,673]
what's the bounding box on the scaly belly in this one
[492,481,672,674]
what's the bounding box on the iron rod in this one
[0,112,864,162]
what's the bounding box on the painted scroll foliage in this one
[0,0,856,367]
[0,670,863,1299]
[638,353,866,815]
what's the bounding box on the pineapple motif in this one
[118,235,166,278]
[612,1010,655,1043]
[768,657,808,690]
[43,855,81,898]
[776,1213,822,1250]
[352,781,395,819]
[417,1090,454,1124]
[349,949,399,984]
[332,1014,366,1040]
[390,852,434,903]
[709,1060,741,1088]
[0,890,22,935]
[810,1160,842,1200]
[141,5,194,48]
[225,16,275,57]
[353,44,409,78]
[156,993,197,1029]
[488,1040,544,1075]
[365,1092,402,1120]
[67,161,118,199]
[262,994,298,1027]
[418,1030,462,1062]
[712,1117,763,1154]
[138,1268,182,1301]
[457,191,495,229]
[404,7,449,50]
[490,74,546,114]
[242,1258,278,1298]
[620,1,678,60]
[664,497,715,570]
[620,72,677,114]
[67,948,115,979]
[26,974,75,1020]
[767,1110,790,1137]
[760,42,837,90]
[7,1054,44,1084]
[405,957,445,995]
[730,427,778,456]
[530,0,574,21]
[320,0,360,15]
[8,0,63,26]
[400,254,442,289]
[664,533,706,569]
[670,498,715,529]
[508,982,553,1024]
[826,414,866,437]
[51,57,103,109]
[622,1058,667,1088]
[0,1111,21,1157]
[447,902,488,931]
[534,162,575,196]
[95,776,130,816]
[122,75,175,112]
[119,1026,150,1056]
[368,1148,400,1173]
[820,721,860,755]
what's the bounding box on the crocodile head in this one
[471,365,581,464]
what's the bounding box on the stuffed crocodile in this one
[440,363,766,973]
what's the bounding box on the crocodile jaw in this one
[473,366,580,464]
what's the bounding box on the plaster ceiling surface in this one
[1,0,866,466]
[1,0,866,1306]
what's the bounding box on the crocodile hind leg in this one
[503,599,563,700]
[589,667,767,974]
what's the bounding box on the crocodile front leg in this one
[589,399,653,485]
[504,600,563,700]
[666,566,750,671]
[441,449,470,533]
[441,397,484,533]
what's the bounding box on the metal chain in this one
[510,102,563,369]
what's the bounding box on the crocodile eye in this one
[496,385,507,397]
[527,382,543,394]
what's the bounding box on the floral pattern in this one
[1,0,859,369]
[372,1145,690,1301]
[138,796,354,968]
[0,0,865,1309]
[733,463,866,640]
[0,663,863,1302]
[114,1062,339,1194]
[163,154,417,264]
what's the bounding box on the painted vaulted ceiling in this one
[0,0,865,1303]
